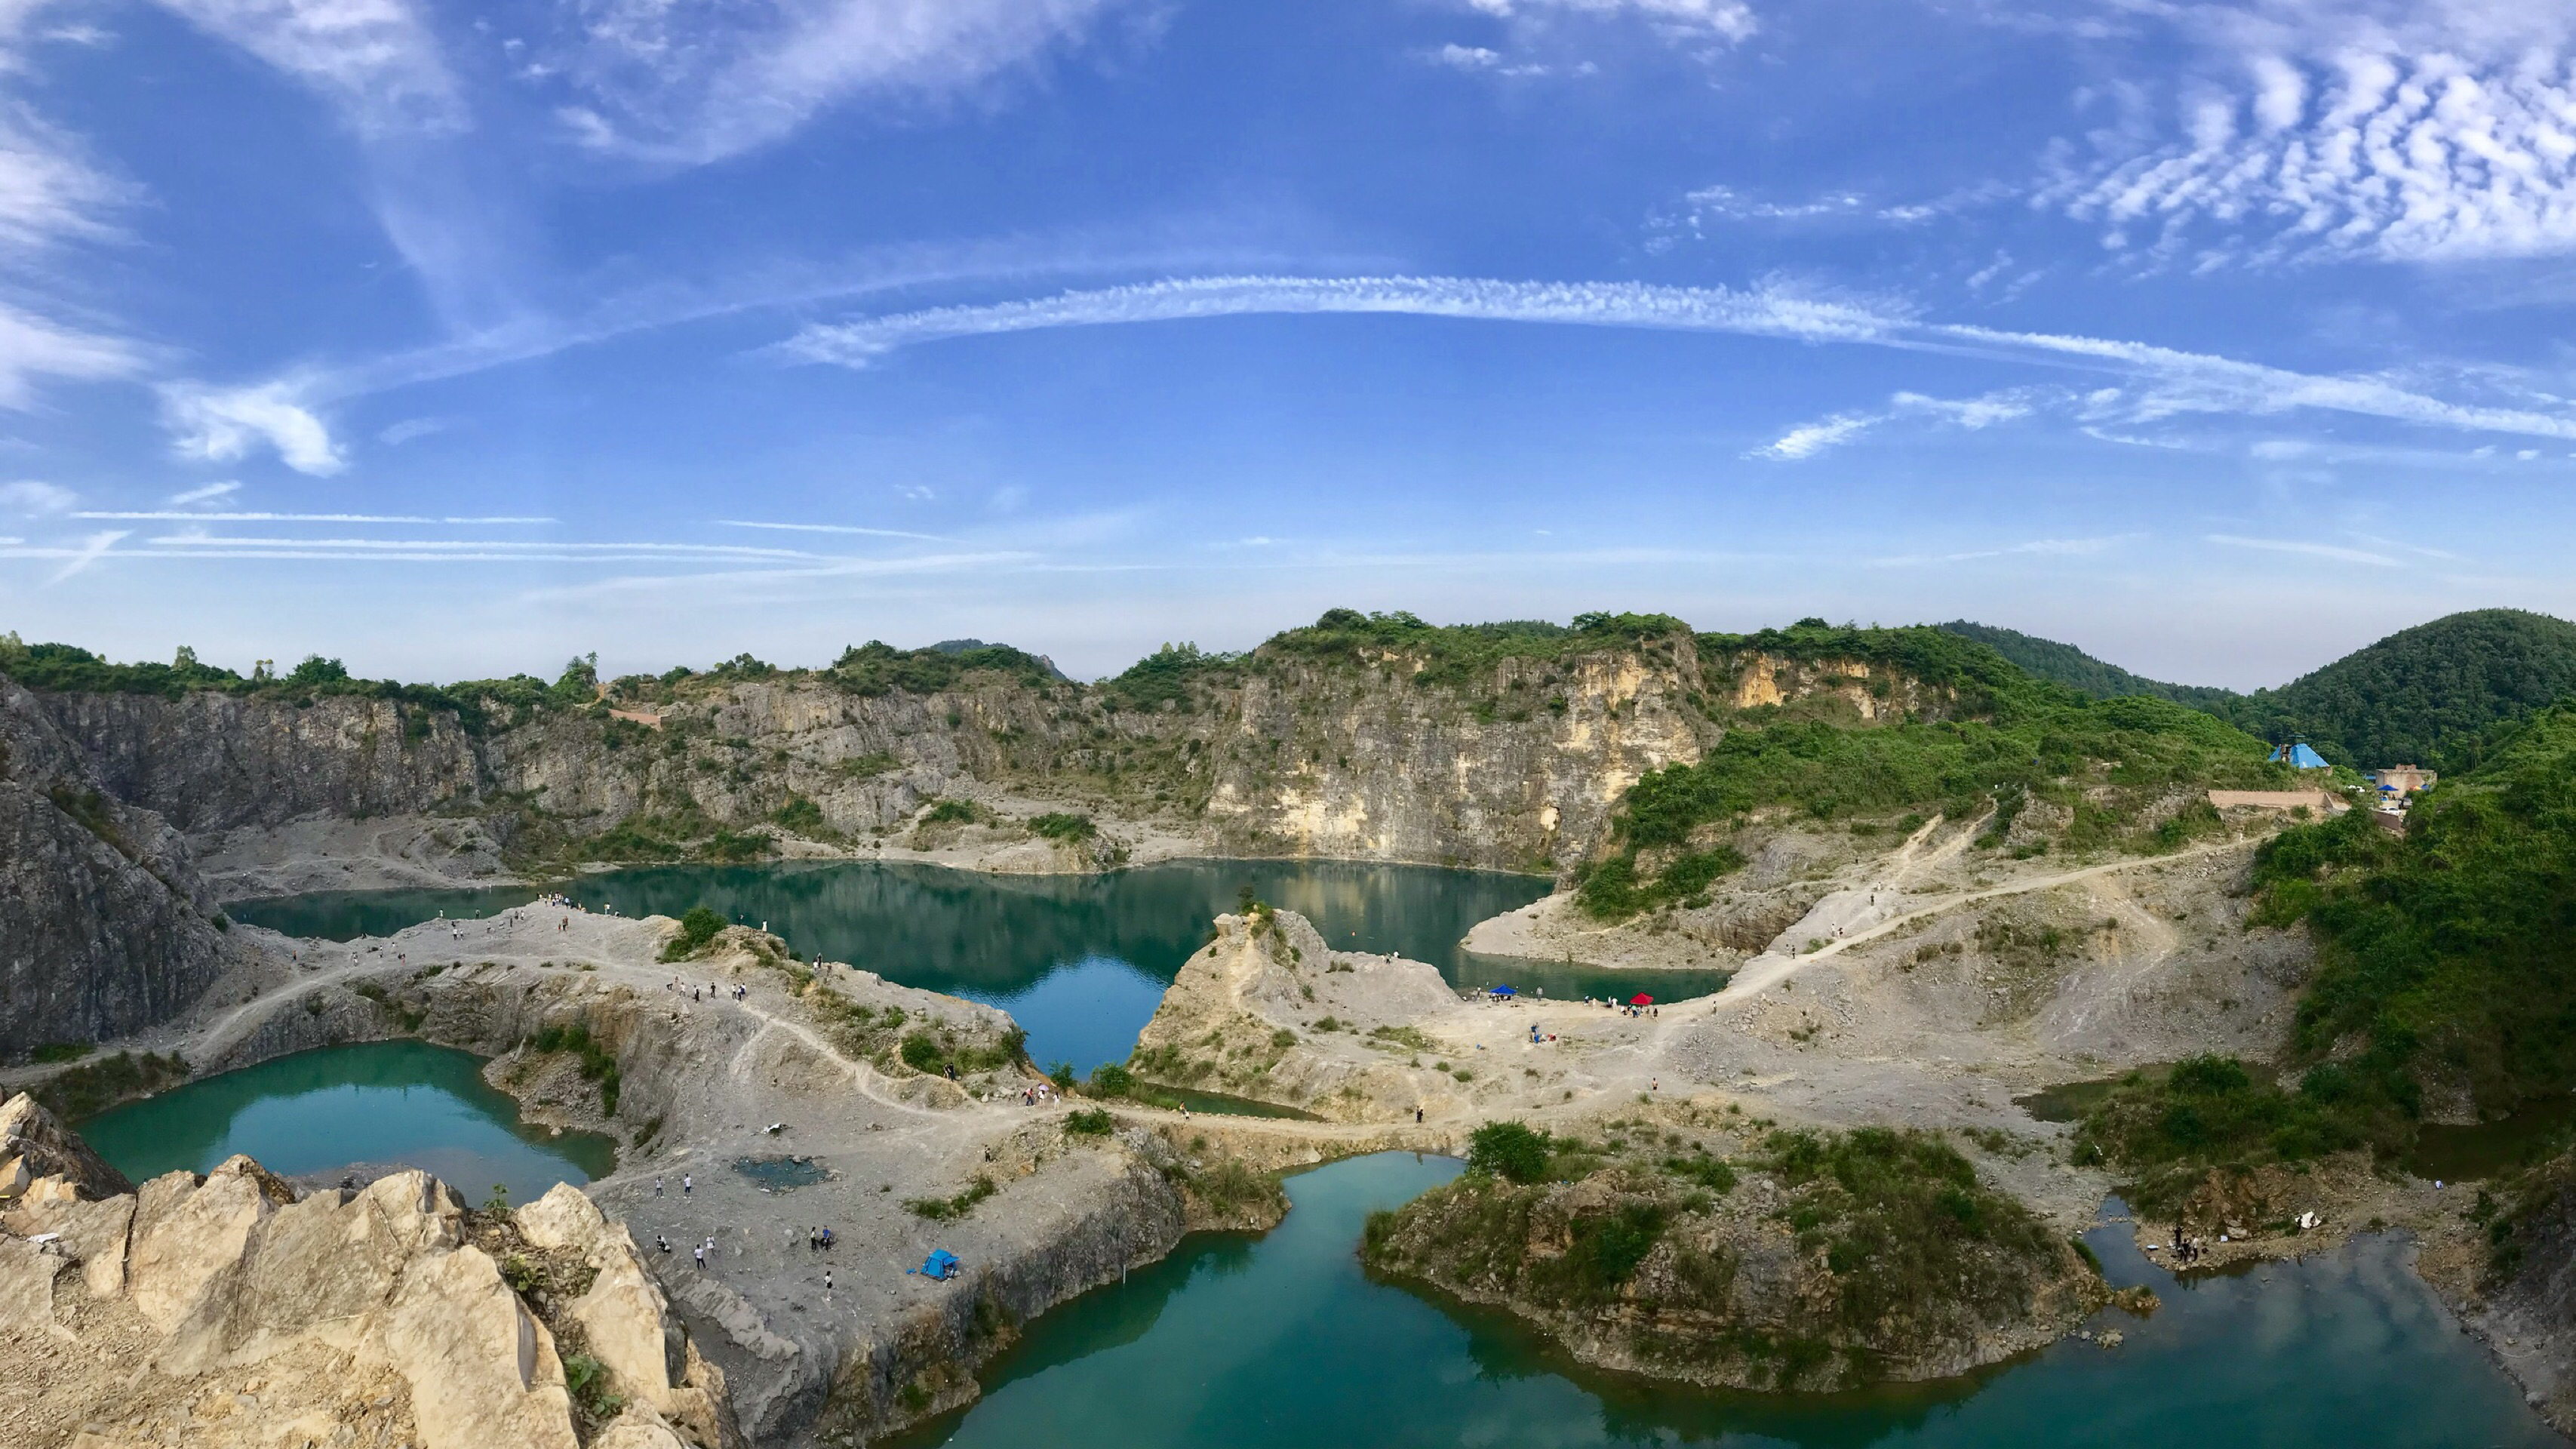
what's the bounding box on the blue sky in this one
[3,0,2574,686]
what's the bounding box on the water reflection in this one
[894,1154,2555,1449]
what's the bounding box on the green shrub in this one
[29,1041,91,1064]
[1089,1062,1134,1096]
[899,1033,946,1073]
[1065,1109,1115,1136]
[661,906,727,961]
[1029,811,1097,842]
[921,798,976,825]
[1467,1121,1552,1184]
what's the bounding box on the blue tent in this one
[2270,743,2330,770]
[911,1250,961,1281]
[1489,984,1517,997]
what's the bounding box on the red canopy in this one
[1630,993,1654,1006]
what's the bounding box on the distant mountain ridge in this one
[1934,622,2239,711]
[1941,609,2576,773]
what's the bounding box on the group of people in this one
[2168,1228,2207,1264]
[807,1226,835,1251]
[1019,1081,1058,1106]
[669,978,745,1004]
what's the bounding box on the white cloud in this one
[46,526,121,581]
[167,479,241,505]
[146,0,463,136]
[717,518,951,540]
[2207,533,2402,566]
[0,476,69,512]
[1465,0,1756,45]
[1750,387,2043,460]
[546,0,1123,165]
[782,272,2576,445]
[0,300,138,405]
[1751,413,1877,460]
[160,381,347,475]
[0,101,123,257]
[2044,2,2576,263]
[1872,534,2131,566]
[1434,43,1502,69]
[781,274,1904,368]
[377,415,447,445]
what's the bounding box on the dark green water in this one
[896,1152,2555,1449]
[230,861,1655,1074]
[77,1041,616,1205]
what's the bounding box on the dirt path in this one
[1697,836,2252,1014]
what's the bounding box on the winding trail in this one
[1692,834,2254,1018]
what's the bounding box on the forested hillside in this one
[1943,609,2576,772]
[2212,610,2576,771]
[1935,621,2238,710]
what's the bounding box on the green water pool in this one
[75,1040,615,1205]
[227,860,1704,1074]
[893,1150,2556,1448]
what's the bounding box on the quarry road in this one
[1701,835,2255,1014]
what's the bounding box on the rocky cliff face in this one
[19,635,1892,888]
[0,679,231,1056]
[0,1094,739,1449]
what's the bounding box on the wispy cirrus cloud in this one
[1464,0,1757,47]
[2207,532,2402,566]
[545,0,1126,166]
[782,272,2576,447]
[780,274,1904,367]
[1750,387,2042,460]
[0,477,72,513]
[1871,534,2132,567]
[2043,1,2576,265]
[145,0,463,137]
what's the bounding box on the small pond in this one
[891,1152,2557,1449]
[228,860,1717,1074]
[76,1041,616,1207]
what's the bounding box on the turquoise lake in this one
[895,1151,2557,1449]
[76,1040,616,1206]
[228,860,1709,1073]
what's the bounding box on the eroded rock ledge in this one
[0,1094,739,1449]
[1361,1118,2129,1392]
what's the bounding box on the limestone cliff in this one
[0,678,230,1057]
[0,1094,739,1449]
[18,621,1930,888]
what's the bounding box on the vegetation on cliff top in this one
[1578,624,2289,919]
[1365,1119,2094,1389]
[2075,705,2576,1210]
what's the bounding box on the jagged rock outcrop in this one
[1127,908,1468,1121]
[0,678,229,1056]
[1363,1126,2114,1392]
[0,1094,738,1449]
[0,1089,134,1198]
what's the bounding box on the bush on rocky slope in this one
[1364,1120,2104,1391]
[1577,625,2289,919]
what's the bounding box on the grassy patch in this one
[1029,811,1097,842]
[907,1176,999,1221]
[39,1050,188,1121]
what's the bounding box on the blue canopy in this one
[1489,984,1517,996]
[913,1250,961,1280]
[2270,743,2329,770]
